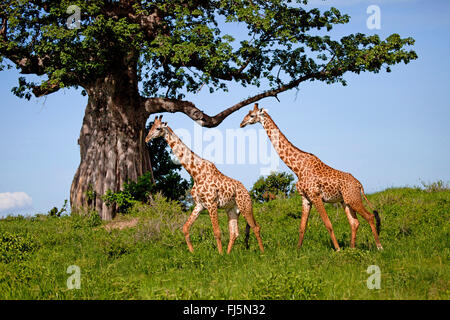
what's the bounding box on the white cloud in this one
[0,192,33,212]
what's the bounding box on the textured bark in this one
[70,71,150,220]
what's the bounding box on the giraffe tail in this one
[235,182,264,252]
[361,186,381,235]
[244,223,250,249]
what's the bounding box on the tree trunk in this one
[70,73,150,220]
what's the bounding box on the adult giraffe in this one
[240,104,382,251]
[145,116,264,254]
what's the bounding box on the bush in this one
[71,211,102,229]
[47,199,68,217]
[250,171,295,202]
[131,193,187,244]
[101,172,191,214]
[250,272,323,300]
[0,232,39,263]
[102,188,138,213]
[420,180,449,193]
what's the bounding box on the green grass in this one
[0,186,449,300]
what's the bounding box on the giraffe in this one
[145,116,264,254]
[240,104,382,251]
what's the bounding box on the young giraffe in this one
[145,116,264,254]
[240,104,382,251]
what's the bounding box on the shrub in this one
[71,210,102,229]
[250,171,295,202]
[250,271,323,300]
[0,232,39,263]
[101,170,191,214]
[103,240,132,259]
[102,188,138,213]
[420,180,449,193]
[47,199,68,217]
[132,193,187,244]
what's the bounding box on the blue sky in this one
[0,0,449,216]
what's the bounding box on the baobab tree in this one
[0,0,417,219]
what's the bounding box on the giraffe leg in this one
[182,203,203,253]
[207,203,223,254]
[311,196,340,251]
[297,196,312,249]
[349,200,383,250]
[236,194,264,253]
[344,203,359,248]
[226,207,239,254]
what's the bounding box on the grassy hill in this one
[0,185,448,300]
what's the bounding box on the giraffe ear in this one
[258,108,267,115]
[162,122,168,127]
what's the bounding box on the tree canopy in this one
[1,0,417,126]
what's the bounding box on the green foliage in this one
[131,194,187,244]
[1,1,417,100]
[101,171,190,214]
[419,180,449,193]
[48,199,68,217]
[101,186,139,213]
[71,211,102,229]
[0,232,38,263]
[85,184,97,208]
[102,238,132,260]
[250,171,295,202]
[250,272,323,299]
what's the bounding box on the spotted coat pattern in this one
[146,116,264,254]
[240,104,382,250]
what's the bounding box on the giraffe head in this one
[145,115,168,143]
[240,103,267,128]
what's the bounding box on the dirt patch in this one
[104,217,139,231]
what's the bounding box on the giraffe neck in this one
[261,113,310,172]
[163,127,205,178]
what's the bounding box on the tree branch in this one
[142,48,341,127]
[32,81,61,97]
[142,73,316,127]
[0,14,48,75]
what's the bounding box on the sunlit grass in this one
[0,186,448,299]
